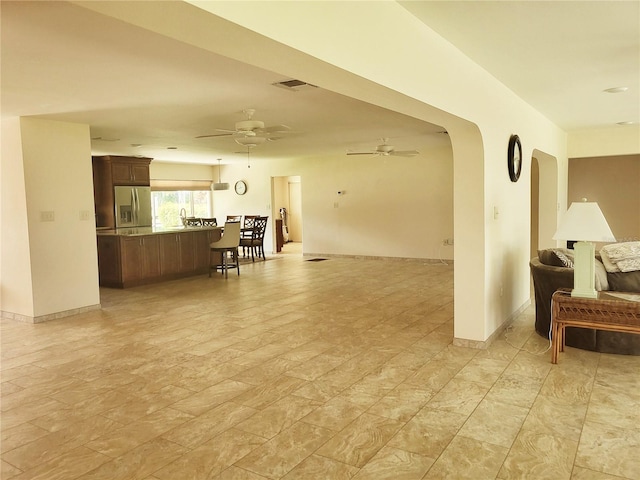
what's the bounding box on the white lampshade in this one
[552,199,615,298]
[553,200,615,242]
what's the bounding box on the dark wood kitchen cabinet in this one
[195,229,220,269]
[97,228,221,288]
[92,155,152,228]
[121,236,161,283]
[110,158,151,185]
[159,232,195,275]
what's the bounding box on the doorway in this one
[272,175,302,254]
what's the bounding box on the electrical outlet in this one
[79,210,92,221]
[40,211,55,222]
[442,238,454,246]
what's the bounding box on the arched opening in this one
[531,149,560,254]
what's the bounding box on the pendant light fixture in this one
[212,158,229,190]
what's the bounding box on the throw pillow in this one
[537,248,574,268]
[538,249,564,267]
[553,249,574,268]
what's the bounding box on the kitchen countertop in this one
[96,226,221,236]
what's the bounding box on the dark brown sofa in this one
[530,249,640,355]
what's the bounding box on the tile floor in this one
[1,250,639,479]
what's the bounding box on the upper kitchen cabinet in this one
[106,156,152,186]
[92,155,152,228]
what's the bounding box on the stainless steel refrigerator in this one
[114,186,152,228]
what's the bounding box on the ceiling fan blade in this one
[262,124,291,134]
[346,151,375,156]
[195,132,233,138]
[390,150,419,157]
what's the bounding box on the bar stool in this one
[209,221,241,278]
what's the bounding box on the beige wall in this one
[205,145,454,261]
[568,126,640,158]
[1,118,34,316]
[150,161,214,182]
[1,118,100,321]
[569,154,640,244]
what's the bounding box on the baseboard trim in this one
[1,304,101,324]
[453,299,531,349]
[302,253,453,265]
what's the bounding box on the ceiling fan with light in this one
[346,138,419,157]
[195,108,291,147]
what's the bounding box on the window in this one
[150,180,212,228]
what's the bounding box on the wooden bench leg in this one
[551,320,559,364]
[552,321,569,364]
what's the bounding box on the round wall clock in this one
[507,134,522,182]
[234,180,247,195]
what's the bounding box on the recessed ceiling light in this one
[616,121,636,125]
[130,143,142,148]
[604,86,628,93]
[167,146,178,150]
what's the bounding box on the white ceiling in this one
[400,1,640,131]
[2,1,638,166]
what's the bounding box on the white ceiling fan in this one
[195,108,291,146]
[346,138,419,157]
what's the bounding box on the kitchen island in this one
[97,226,222,288]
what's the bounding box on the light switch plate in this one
[41,211,55,222]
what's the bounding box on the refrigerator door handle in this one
[129,189,136,225]
[134,188,139,225]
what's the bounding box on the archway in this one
[531,149,560,255]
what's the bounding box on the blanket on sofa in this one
[600,241,640,273]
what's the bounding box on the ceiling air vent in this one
[272,79,318,91]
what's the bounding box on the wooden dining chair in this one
[226,215,242,223]
[241,215,259,257]
[201,217,217,226]
[209,221,241,278]
[239,216,268,262]
[184,217,202,227]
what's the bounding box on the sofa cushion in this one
[607,269,640,292]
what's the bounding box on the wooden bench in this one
[551,288,640,364]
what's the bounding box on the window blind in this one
[150,179,212,191]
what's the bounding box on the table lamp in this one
[552,198,615,298]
